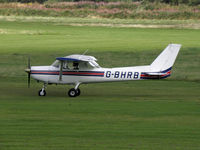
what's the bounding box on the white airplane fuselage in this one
[31,65,170,84]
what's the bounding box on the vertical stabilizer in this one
[150,44,181,72]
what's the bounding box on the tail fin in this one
[150,44,181,72]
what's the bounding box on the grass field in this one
[0,16,200,150]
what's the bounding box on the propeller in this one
[25,56,31,88]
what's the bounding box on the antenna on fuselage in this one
[82,49,89,55]
[78,49,89,60]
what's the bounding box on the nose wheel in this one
[38,89,46,96]
[68,88,81,97]
[38,83,47,96]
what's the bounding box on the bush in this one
[0,1,199,19]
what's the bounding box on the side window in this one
[67,62,73,70]
[64,62,79,70]
[86,62,93,69]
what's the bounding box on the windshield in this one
[51,60,59,68]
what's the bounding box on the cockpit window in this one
[52,60,59,68]
[63,62,68,69]
[52,61,84,70]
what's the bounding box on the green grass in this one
[0,79,200,150]
[0,17,200,81]
[0,17,200,150]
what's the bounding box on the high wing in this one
[55,54,100,81]
[56,54,100,68]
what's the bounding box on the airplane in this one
[25,44,181,97]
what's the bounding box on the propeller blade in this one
[28,56,30,69]
[28,71,30,88]
[25,56,31,88]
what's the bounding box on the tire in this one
[38,89,46,96]
[76,88,81,96]
[68,88,77,97]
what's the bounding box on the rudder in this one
[150,44,181,72]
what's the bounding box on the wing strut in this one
[59,61,63,81]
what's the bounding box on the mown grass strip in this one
[1,15,200,29]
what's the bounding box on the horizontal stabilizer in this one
[145,72,166,76]
[141,67,172,79]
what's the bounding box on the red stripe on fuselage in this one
[31,71,104,76]
[62,72,104,75]
[32,71,58,74]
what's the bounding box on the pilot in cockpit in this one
[73,62,79,70]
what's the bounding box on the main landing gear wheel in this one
[38,89,46,96]
[68,88,81,97]
[76,88,81,96]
